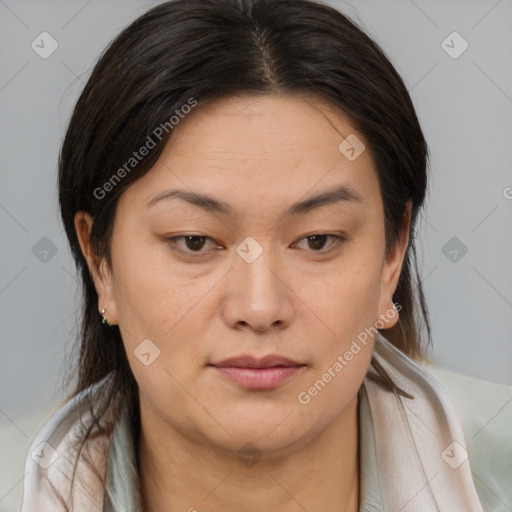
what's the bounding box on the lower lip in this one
[212,366,303,390]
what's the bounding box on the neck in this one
[139,396,360,512]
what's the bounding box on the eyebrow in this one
[146,183,364,217]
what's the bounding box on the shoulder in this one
[19,375,117,512]
[420,361,512,511]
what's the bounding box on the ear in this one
[377,200,412,328]
[74,211,118,325]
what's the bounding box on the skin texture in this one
[75,93,411,512]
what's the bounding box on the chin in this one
[206,424,307,460]
[204,405,316,452]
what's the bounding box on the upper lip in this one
[210,355,303,369]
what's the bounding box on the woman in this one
[20,0,511,511]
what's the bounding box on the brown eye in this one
[181,236,208,251]
[306,234,329,251]
[293,234,345,253]
[166,235,217,255]
[165,233,345,259]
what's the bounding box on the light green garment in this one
[102,364,511,511]
[421,363,512,511]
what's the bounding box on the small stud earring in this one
[100,307,112,326]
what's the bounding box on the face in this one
[76,94,409,456]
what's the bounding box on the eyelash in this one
[164,234,346,258]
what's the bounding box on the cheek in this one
[109,237,217,383]
[306,253,383,347]
[297,240,382,398]
[293,340,372,439]
[110,230,203,336]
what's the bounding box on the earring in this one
[100,307,112,326]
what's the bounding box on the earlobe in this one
[74,211,118,325]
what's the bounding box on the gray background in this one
[1,0,511,510]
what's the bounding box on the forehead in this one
[120,94,381,217]
[166,93,364,161]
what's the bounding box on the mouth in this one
[209,355,306,390]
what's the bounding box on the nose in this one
[221,239,295,333]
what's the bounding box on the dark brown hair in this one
[57,0,431,505]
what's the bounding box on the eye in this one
[165,233,346,258]
[292,234,345,253]
[165,235,219,255]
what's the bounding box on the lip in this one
[210,355,305,390]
